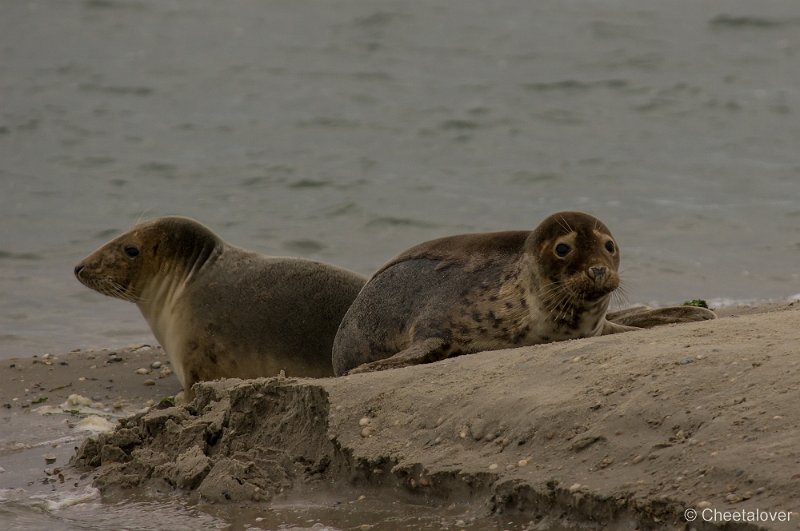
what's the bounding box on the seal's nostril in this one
[589,266,606,279]
[74,264,84,278]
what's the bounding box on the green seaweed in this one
[157,396,176,409]
[683,299,709,309]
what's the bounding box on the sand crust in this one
[55,303,800,529]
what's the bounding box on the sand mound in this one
[74,304,800,530]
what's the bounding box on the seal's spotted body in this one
[333,211,714,375]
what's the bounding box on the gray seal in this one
[75,216,366,399]
[333,211,714,375]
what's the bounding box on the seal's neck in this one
[136,244,222,352]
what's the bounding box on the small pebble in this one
[143,379,155,386]
[696,500,711,509]
[357,495,366,501]
[44,454,57,464]
[0,466,5,473]
[632,454,644,464]
[135,368,149,375]
[159,367,173,378]
[488,463,499,470]
[517,459,529,467]
[359,417,370,427]
[150,361,162,369]
[568,483,582,493]
[360,427,373,438]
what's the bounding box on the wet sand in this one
[0,345,176,493]
[5,303,797,529]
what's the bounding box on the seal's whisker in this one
[543,287,569,312]
[549,290,577,323]
[538,280,568,303]
[611,289,629,309]
[555,215,572,234]
[135,207,154,226]
[104,279,143,304]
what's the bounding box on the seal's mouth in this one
[579,289,615,306]
[75,268,139,303]
[545,273,618,309]
[579,279,619,301]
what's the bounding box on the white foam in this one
[35,394,125,419]
[29,486,101,511]
[75,415,116,434]
[66,394,93,407]
[30,435,76,448]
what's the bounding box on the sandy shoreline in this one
[3,302,800,529]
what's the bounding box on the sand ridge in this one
[65,303,800,530]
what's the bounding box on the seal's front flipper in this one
[600,320,640,335]
[346,337,449,374]
[606,306,652,322]
[610,306,716,329]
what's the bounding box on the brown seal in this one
[332,211,714,375]
[75,216,366,399]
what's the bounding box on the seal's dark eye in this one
[555,243,571,258]
[124,246,140,258]
[605,240,615,253]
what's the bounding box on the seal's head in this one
[74,216,220,303]
[526,211,620,310]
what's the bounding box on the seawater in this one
[2,0,800,359]
[1,0,799,528]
